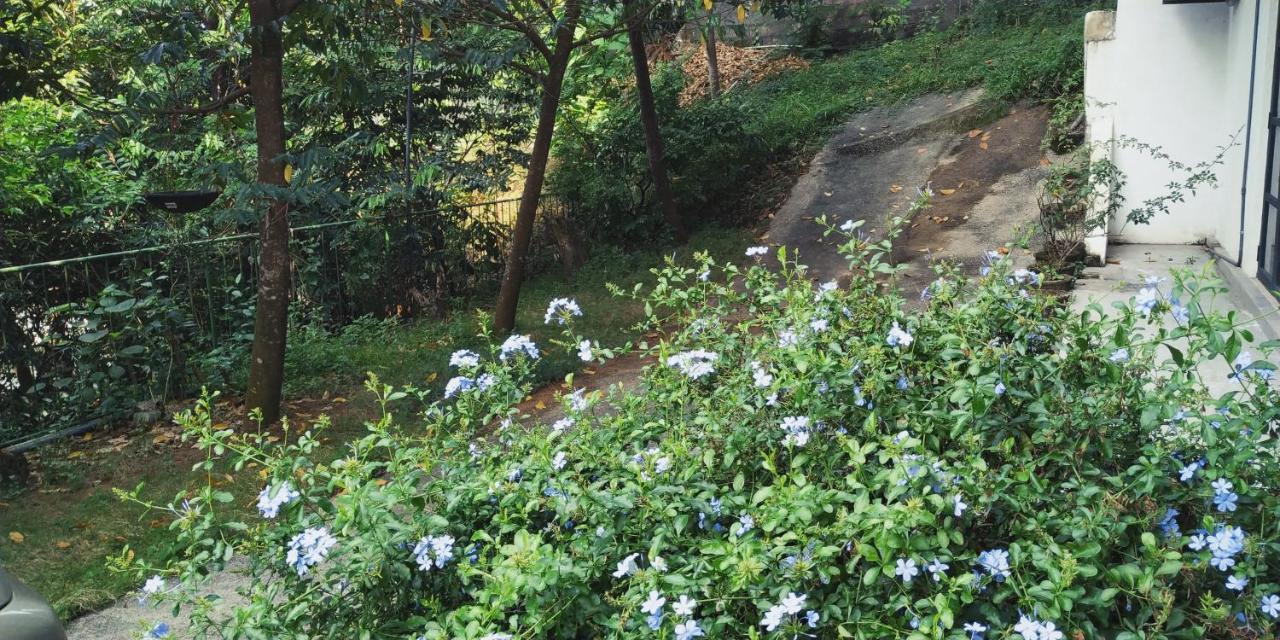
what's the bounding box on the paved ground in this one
[764,88,985,282]
[1072,243,1280,397]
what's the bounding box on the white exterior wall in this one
[1083,0,1278,277]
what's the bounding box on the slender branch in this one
[158,85,251,116]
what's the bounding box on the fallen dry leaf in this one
[979,142,989,150]
[939,188,956,196]
[967,129,982,138]
[889,184,903,193]
[55,541,71,549]
[980,131,992,142]
[822,192,832,197]
[9,531,25,544]
[535,400,547,410]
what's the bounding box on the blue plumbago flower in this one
[567,388,589,412]
[655,456,672,474]
[1158,508,1180,537]
[256,482,299,519]
[953,494,968,517]
[979,250,1002,276]
[1009,269,1040,286]
[994,381,1006,396]
[1109,348,1130,363]
[840,219,857,233]
[1207,525,1246,572]
[781,592,807,615]
[449,349,480,368]
[666,350,719,379]
[1144,275,1165,287]
[751,361,774,388]
[1014,615,1064,640]
[738,514,755,534]
[613,553,639,578]
[552,451,567,471]
[778,329,799,348]
[498,334,539,361]
[710,497,723,515]
[1170,298,1190,324]
[1212,478,1233,495]
[544,297,582,325]
[815,280,838,300]
[780,416,812,447]
[1187,533,1207,551]
[745,246,769,257]
[977,548,1011,581]
[1261,594,1280,619]
[1229,350,1261,380]
[137,575,166,604]
[674,619,704,640]
[641,590,666,616]
[1226,574,1249,592]
[412,534,455,571]
[475,373,496,391]
[577,339,594,362]
[444,376,474,399]
[646,612,663,631]
[920,282,934,302]
[1135,287,1159,316]
[1215,491,1239,513]
[480,634,513,640]
[760,605,786,632]
[652,557,667,573]
[804,610,820,628]
[963,621,988,640]
[894,557,919,583]
[146,622,170,639]
[551,417,574,434]
[286,526,338,577]
[897,375,910,390]
[698,269,711,281]
[810,317,830,333]
[1178,460,1202,482]
[672,595,697,617]
[886,321,914,347]
[927,559,949,581]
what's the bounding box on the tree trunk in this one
[243,0,291,425]
[703,24,721,98]
[493,7,582,333]
[627,1,686,243]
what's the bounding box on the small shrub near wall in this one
[125,220,1280,639]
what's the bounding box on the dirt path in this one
[64,90,1054,640]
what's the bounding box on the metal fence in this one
[0,196,565,449]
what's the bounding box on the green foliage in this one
[129,222,1280,639]
[551,15,1090,243]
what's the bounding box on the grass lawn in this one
[0,225,752,620]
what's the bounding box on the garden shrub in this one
[126,221,1280,639]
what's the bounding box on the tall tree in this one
[242,0,301,425]
[425,0,639,332]
[701,4,721,98]
[625,0,686,243]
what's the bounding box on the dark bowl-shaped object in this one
[143,189,222,213]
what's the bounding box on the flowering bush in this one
[123,219,1280,639]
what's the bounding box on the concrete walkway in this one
[1072,243,1280,396]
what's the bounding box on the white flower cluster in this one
[544,297,583,325]
[760,592,819,632]
[286,526,337,577]
[412,534,455,571]
[779,416,811,447]
[449,349,480,368]
[256,482,299,519]
[667,350,719,380]
[499,334,539,361]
